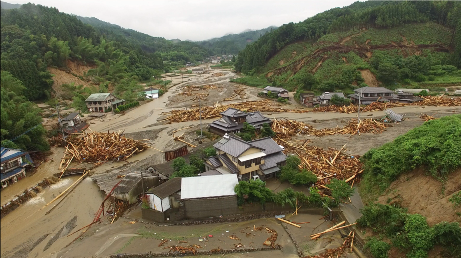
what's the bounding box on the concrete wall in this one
[184,196,238,219]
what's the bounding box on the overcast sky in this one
[10,0,362,41]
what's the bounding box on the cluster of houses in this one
[300,87,424,107]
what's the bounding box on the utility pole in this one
[358,88,362,122]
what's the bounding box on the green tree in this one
[234,179,274,206]
[0,71,49,151]
[261,123,276,138]
[326,179,354,204]
[203,147,217,158]
[274,188,308,208]
[189,154,205,172]
[172,157,187,172]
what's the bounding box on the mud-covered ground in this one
[2,65,460,258]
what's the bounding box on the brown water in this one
[1,176,104,258]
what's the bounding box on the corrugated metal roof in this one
[181,174,238,199]
[262,166,280,175]
[147,177,181,199]
[85,93,111,102]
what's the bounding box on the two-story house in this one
[1,147,34,188]
[209,108,271,136]
[349,87,399,105]
[85,93,125,112]
[204,134,286,180]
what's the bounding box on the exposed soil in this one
[48,60,96,98]
[377,168,461,226]
[359,69,379,87]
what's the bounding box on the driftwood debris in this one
[61,131,149,164]
[311,222,357,240]
[420,113,436,121]
[272,118,390,138]
[277,218,301,228]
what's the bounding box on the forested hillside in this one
[235,1,461,93]
[0,3,210,151]
[76,16,211,68]
[197,26,277,55]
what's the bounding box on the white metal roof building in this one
[181,174,238,200]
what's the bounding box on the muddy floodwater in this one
[1,176,104,258]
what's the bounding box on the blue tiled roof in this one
[1,148,27,163]
[0,167,24,181]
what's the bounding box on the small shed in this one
[146,177,182,212]
[112,172,160,204]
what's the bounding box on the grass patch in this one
[360,115,461,201]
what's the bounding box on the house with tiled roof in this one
[262,86,289,99]
[1,147,34,188]
[349,87,398,105]
[204,134,286,180]
[208,108,271,136]
[85,93,125,112]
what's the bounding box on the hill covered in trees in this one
[197,26,277,55]
[235,1,461,94]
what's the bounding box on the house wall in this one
[86,95,117,112]
[184,196,238,219]
[239,147,261,157]
[1,157,22,173]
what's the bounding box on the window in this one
[255,158,261,165]
[245,160,252,168]
[238,160,244,166]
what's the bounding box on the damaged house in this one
[204,134,286,180]
[208,108,271,136]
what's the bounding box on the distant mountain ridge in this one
[0,1,20,9]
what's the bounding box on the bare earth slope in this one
[377,168,461,226]
[47,60,95,98]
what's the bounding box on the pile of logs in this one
[417,95,461,106]
[312,96,461,114]
[162,100,308,123]
[271,118,390,138]
[62,131,149,164]
[276,139,363,187]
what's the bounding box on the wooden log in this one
[277,218,301,228]
[42,171,88,209]
[46,171,87,215]
[331,144,346,164]
[311,223,357,239]
[310,221,345,237]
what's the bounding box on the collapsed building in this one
[208,108,271,136]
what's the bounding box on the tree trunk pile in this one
[63,131,149,163]
[162,100,308,123]
[271,118,390,138]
